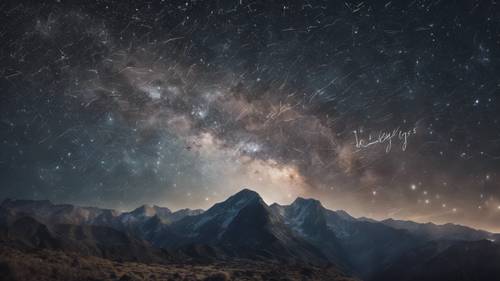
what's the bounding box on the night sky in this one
[1,0,500,231]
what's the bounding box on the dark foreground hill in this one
[371,239,500,281]
[0,244,356,281]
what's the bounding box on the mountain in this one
[161,189,328,264]
[273,197,423,278]
[271,198,348,268]
[0,198,203,238]
[2,189,500,281]
[0,216,60,249]
[371,239,500,281]
[381,218,494,241]
[0,199,120,226]
[50,223,165,262]
[118,204,171,225]
[169,189,265,244]
[168,208,204,222]
[0,212,167,263]
[118,205,203,225]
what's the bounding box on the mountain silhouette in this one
[1,188,499,281]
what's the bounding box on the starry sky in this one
[1,0,500,231]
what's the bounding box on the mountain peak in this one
[207,188,264,213]
[233,188,260,197]
[130,204,171,217]
[226,188,262,204]
[292,197,323,208]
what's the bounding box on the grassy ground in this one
[0,245,357,281]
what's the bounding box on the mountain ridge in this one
[2,188,500,280]
[3,195,497,237]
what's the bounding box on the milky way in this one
[1,0,500,231]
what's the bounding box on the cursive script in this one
[353,127,417,153]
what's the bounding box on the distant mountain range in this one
[1,189,499,281]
